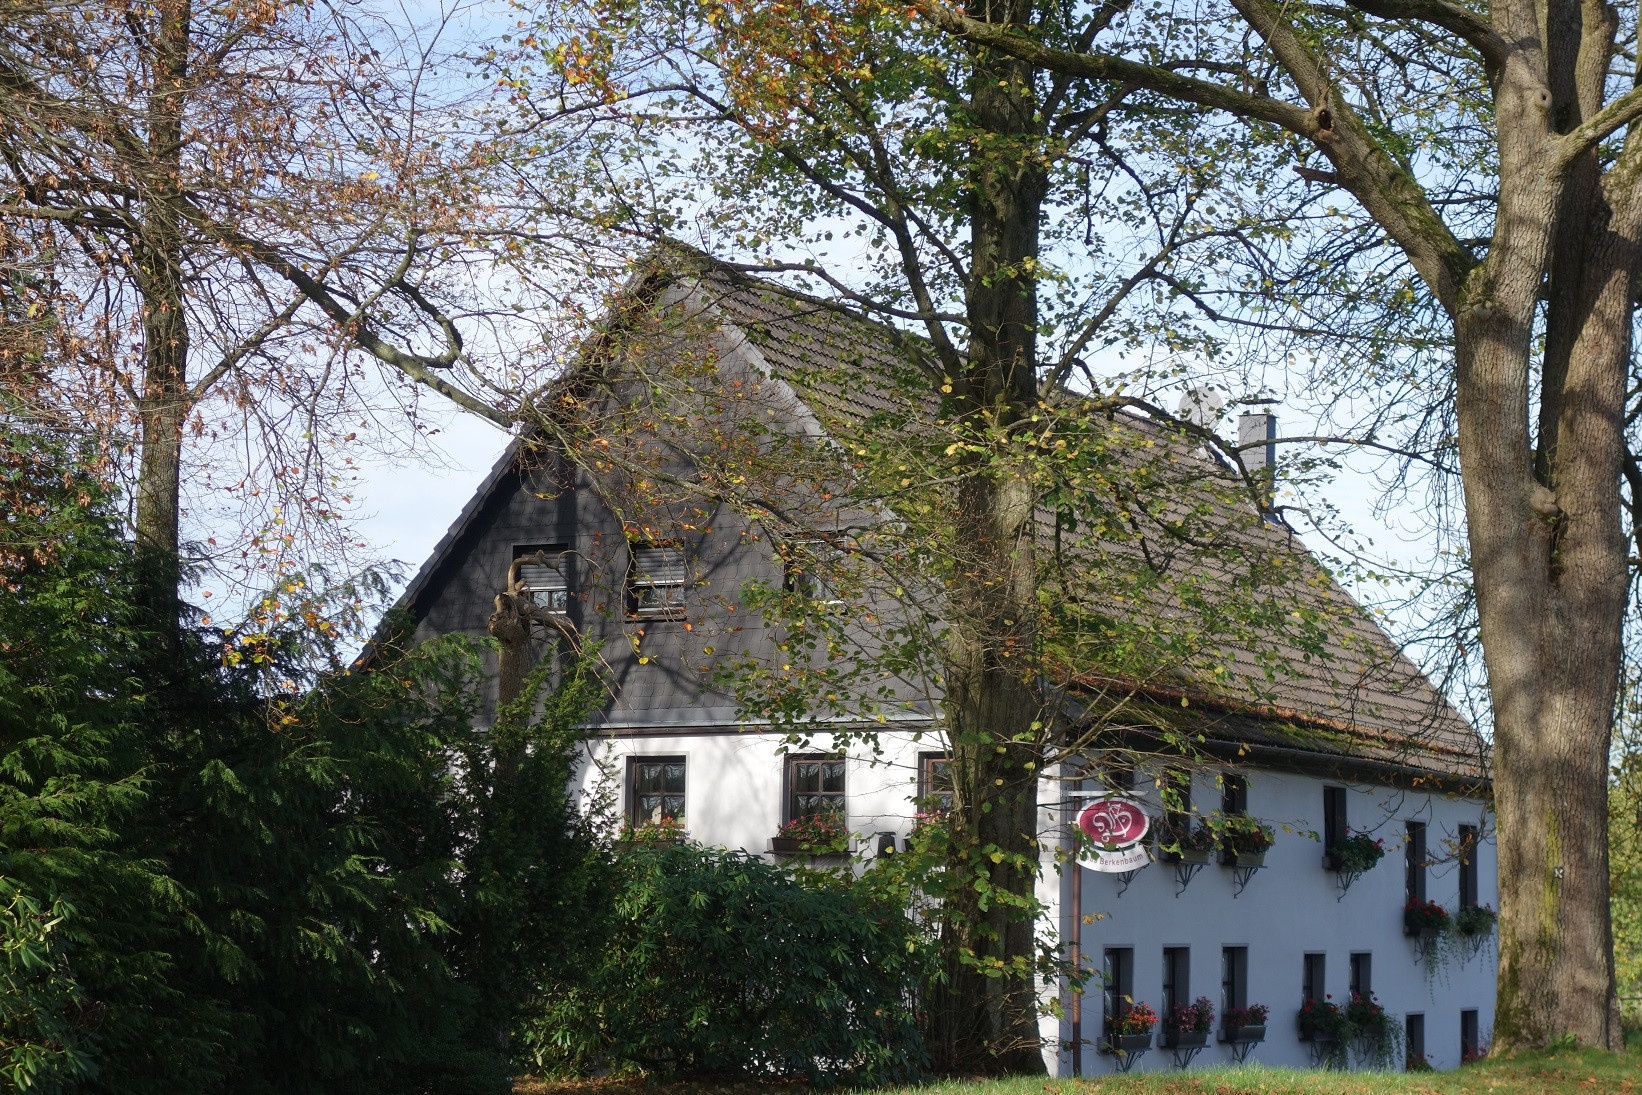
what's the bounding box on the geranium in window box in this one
[1158,820,1215,864]
[1404,897,1452,936]
[1162,995,1214,1048]
[1220,1003,1268,1043]
[1325,830,1386,873]
[1346,990,1396,1066]
[1105,1001,1158,1053]
[1219,815,1275,867]
[1453,903,1497,937]
[1297,996,1348,1043]
[617,816,687,847]
[770,812,849,855]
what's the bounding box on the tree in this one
[908,0,1638,1050]
[0,0,536,616]
[484,5,1378,1062]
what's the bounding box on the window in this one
[1461,1008,1480,1061]
[514,543,570,612]
[1222,946,1248,1015]
[1222,773,1248,816]
[1406,821,1428,903]
[1163,767,1192,838]
[1303,952,1326,1004]
[1406,1013,1426,1070]
[1103,754,1135,794]
[918,753,953,812]
[1323,786,1348,851]
[628,542,686,618]
[1349,952,1372,998]
[628,756,685,825]
[1459,824,1479,909]
[1103,947,1135,1030]
[786,755,845,822]
[782,540,843,605]
[1162,947,1191,1021]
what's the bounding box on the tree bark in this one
[930,0,1051,1072]
[130,0,193,618]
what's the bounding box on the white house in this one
[391,253,1497,1075]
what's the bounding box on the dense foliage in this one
[0,420,603,1094]
[519,843,927,1086]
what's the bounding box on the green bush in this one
[520,843,927,1086]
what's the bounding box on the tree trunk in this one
[1457,76,1632,1048]
[131,0,192,616]
[1475,220,1632,1056]
[929,2,1049,1072]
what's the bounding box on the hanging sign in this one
[1075,796,1152,872]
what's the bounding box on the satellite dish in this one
[1178,387,1224,431]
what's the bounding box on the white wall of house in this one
[571,728,1497,1078]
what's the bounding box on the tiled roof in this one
[668,257,1486,787]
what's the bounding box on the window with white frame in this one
[514,543,570,612]
[628,542,686,618]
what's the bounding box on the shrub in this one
[520,843,926,1086]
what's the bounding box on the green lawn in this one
[519,1043,1640,1095]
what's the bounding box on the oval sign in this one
[1076,796,1152,873]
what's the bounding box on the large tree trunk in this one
[1457,56,1632,1048]
[929,2,1049,1072]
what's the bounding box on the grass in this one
[517,1043,1641,1095]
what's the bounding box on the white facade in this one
[575,727,1497,1077]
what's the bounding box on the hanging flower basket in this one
[1404,897,1452,936]
[1453,903,1498,937]
[1325,830,1386,873]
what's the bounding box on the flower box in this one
[1219,848,1266,868]
[769,836,847,855]
[1107,1032,1153,1053]
[1404,898,1451,936]
[1221,1022,1266,1043]
[1162,1028,1208,1049]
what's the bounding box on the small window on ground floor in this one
[628,756,685,826]
[1221,946,1248,1016]
[1406,1013,1426,1071]
[1103,947,1135,1031]
[787,755,845,821]
[1303,952,1326,1005]
[1350,952,1373,999]
[917,752,952,813]
[1461,1009,1480,1062]
[1162,946,1191,1021]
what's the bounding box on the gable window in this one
[1406,821,1428,903]
[1222,946,1248,1015]
[1459,824,1479,909]
[514,543,570,612]
[918,753,953,813]
[629,756,686,825]
[628,542,686,618]
[782,540,844,606]
[1323,786,1348,852]
[786,755,845,822]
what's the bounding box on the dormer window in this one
[514,543,570,612]
[781,539,844,607]
[629,542,686,618]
